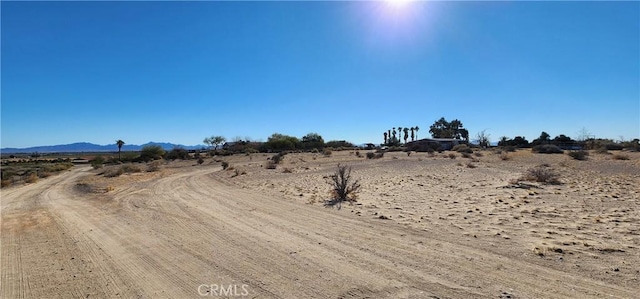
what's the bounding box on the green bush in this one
[166,148,190,160]
[140,145,166,162]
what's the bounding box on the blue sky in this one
[2,1,638,148]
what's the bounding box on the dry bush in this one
[325,164,360,209]
[595,147,609,154]
[282,168,293,173]
[147,160,162,172]
[1,179,11,188]
[355,151,362,157]
[567,150,588,161]
[474,152,483,157]
[25,172,38,183]
[612,154,629,160]
[520,165,561,184]
[448,153,457,159]
[366,152,384,159]
[500,151,511,160]
[452,144,473,153]
[104,164,141,177]
[461,152,472,159]
[232,168,246,177]
[266,161,277,169]
[323,149,332,156]
[466,161,476,168]
[221,161,230,169]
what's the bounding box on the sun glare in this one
[385,0,412,9]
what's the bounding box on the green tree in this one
[410,127,415,142]
[429,117,468,141]
[531,131,551,146]
[265,133,300,151]
[116,140,125,161]
[203,136,226,150]
[301,132,325,150]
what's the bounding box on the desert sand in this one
[1,149,639,298]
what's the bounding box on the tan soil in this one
[2,149,639,298]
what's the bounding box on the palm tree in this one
[410,127,415,141]
[415,126,420,140]
[116,139,125,161]
[403,127,409,144]
[392,128,397,144]
[384,132,388,145]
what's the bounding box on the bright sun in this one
[385,0,412,9]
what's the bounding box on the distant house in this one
[406,138,463,151]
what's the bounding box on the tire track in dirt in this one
[2,165,637,298]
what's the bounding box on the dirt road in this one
[1,165,635,298]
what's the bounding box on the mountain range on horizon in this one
[0,142,207,154]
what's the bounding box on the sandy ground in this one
[1,149,639,298]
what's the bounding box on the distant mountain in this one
[1,142,207,154]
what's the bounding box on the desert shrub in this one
[355,151,362,158]
[595,147,609,154]
[25,172,38,183]
[501,146,517,152]
[612,154,629,160]
[466,161,476,168]
[1,179,11,188]
[91,156,105,169]
[166,148,190,160]
[265,161,277,169]
[448,153,457,159]
[500,151,511,161]
[311,148,320,154]
[104,164,141,177]
[474,152,483,157]
[520,165,560,184]
[147,160,162,172]
[387,146,403,152]
[323,148,332,156]
[532,144,564,154]
[221,161,230,169]
[197,157,205,165]
[121,164,141,173]
[140,145,166,161]
[325,164,361,209]
[461,152,472,159]
[271,152,287,164]
[366,152,384,159]
[282,168,293,173]
[567,150,589,161]
[232,168,246,177]
[452,144,473,153]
